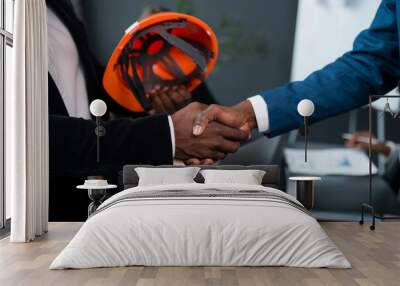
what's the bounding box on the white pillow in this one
[135,167,201,186]
[200,169,266,185]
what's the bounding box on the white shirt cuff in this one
[168,116,175,158]
[247,95,270,133]
[386,141,400,163]
[387,141,396,156]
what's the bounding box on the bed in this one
[50,165,350,269]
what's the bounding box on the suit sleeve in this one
[49,114,173,177]
[260,0,400,136]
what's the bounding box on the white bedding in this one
[50,183,350,269]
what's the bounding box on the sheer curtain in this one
[7,0,48,242]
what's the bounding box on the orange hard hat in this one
[103,12,219,112]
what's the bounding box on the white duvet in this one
[50,183,350,269]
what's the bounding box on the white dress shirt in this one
[168,116,176,157]
[247,95,270,133]
[47,7,91,120]
[47,7,176,157]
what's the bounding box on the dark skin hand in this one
[185,158,216,165]
[146,85,192,115]
[172,102,250,161]
[345,131,392,156]
[183,101,258,165]
[192,101,258,137]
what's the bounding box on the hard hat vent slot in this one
[148,39,164,55]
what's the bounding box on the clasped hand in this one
[171,101,257,165]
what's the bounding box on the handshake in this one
[171,101,258,165]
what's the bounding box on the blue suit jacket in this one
[261,0,400,137]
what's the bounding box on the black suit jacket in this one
[47,0,173,221]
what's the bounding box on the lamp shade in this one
[90,99,107,117]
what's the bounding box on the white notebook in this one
[284,148,378,176]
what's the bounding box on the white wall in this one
[291,0,380,81]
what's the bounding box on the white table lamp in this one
[90,100,107,164]
[90,99,107,117]
[297,99,315,162]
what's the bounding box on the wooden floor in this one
[0,222,399,286]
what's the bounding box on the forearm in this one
[259,58,398,136]
[49,114,173,177]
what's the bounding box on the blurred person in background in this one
[346,131,400,198]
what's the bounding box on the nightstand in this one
[77,178,117,217]
[289,176,321,210]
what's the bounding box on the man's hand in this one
[185,158,216,165]
[147,85,191,115]
[172,102,250,161]
[192,101,258,137]
[345,131,392,156]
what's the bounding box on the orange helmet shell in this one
[103,12,219,112]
